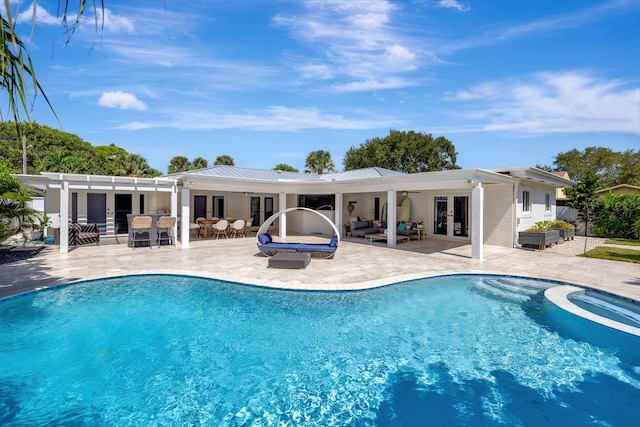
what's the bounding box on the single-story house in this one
[596,184,640,196]
[13,165,573,260]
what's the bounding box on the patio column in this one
[471,182,484,261]
[170,185,178,246]
[387,190,397,248]
[334,192,343,237]
[180,186,191,248]
[278,192,287,239]
[59,180,69,254]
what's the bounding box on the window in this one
[545,193,551,212]
[522,191,531,213]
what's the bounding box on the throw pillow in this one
[258,233,272,245]
[405,222,413,230]
[373,220,382,228]
[397,222,406,231]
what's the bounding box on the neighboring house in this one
[596,184,640,196]
[551,171,570,205]
[13,166,573,260]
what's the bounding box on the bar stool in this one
[156,216,176,247]
[130,216,152,249]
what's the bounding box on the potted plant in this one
[552,219,575,241]
[518,221,560,250]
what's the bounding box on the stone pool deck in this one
[1,235,639,301]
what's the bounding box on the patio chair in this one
[156,216,176,247]
[230,219,245,238]
[212,219,228,239]
[195,217,207,238]
[130,215,152,249]
[244,218,253,237]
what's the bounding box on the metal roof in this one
[163,166,404,182]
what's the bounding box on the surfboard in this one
[381,202,387,221]
[400,197,411,222]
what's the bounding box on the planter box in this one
[27,231,43,241]
[556,228,575,240]
[518,230,560,250]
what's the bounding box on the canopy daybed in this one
[256,207,340,259]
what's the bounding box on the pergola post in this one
[334,192,343,237]
[278,192,287,239]
[180,186,190,248]
[59,181,69,254]
[386,190,397,248]
[471,182,484,260]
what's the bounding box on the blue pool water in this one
[1,274,638,426]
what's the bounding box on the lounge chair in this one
[69,223,100,246]
[257,233,338,259]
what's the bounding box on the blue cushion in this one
[258,233,272,245]
[329,236,338,247]
[259,242,298,250]
[295,244,335,252]
[397,223,406,231]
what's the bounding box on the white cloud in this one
[13,3,60,25]
[95,8,135,34]
[116,105,401,132]
[274,0,425,90]
[98,91,148,111]
[437,0,470,12]
[446,71,640,134]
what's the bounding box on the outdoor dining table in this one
[197,218,237,238]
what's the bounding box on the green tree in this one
[305,150,335,174]
[565,171,601,236]
[192,157,209,170]
[592,193,640,239]
[273,163,299,172]
[0,159,39,244]
[553,147,639,187]
[168,156,191,174]
[113,153,160,178]
[343,130,459,173]
[214,155,235,166]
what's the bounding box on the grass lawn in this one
[581,246,640,263]
[605,238,640,246]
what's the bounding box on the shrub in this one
[635,219,640,239]
[551,219,575,230]
[592,193,640,239]
[525,221,555,232]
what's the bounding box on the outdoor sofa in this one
[349,219,419,239]
[69,223,100,246]
[257,233,338,259]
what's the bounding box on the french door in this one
[433,195,469,238]
[87,193,106,233]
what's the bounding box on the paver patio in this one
[1,235,638,301]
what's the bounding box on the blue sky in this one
[6,0,640,174]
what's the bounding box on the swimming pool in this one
[1,274,638,426]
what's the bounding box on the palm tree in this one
[1,1,101,130]
[168,156,191,174]
[273,163,299,172]
[0,160,40,243]
[214,155,235,166]
[305,150,335,174]
[191,157,209,170]
[40,148,73,173]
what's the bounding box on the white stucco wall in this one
[483,184,514,247]
[516,181,556,232]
